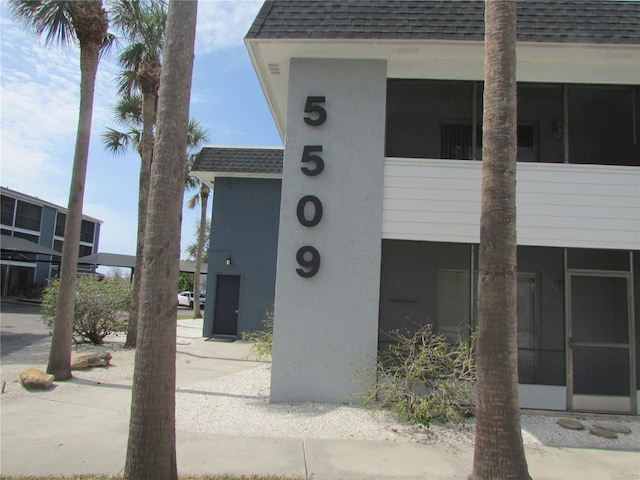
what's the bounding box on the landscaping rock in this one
[19,368,54,390]
[557,418,585,430]
[71,352,112,370]
[593,422,631,435]
[589,425,618,439]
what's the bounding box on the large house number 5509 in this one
[296,96,326,278]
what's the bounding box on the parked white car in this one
[177,291,205,308]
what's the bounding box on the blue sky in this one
[0,0,281,268]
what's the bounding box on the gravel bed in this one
[174,363,640,451]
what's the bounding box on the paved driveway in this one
[1,301,50,366]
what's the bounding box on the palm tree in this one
[185,120,210,319]
[123,1,197,477]
[9,0,111,381]
[110,0,167,347]
[468,2,531,479]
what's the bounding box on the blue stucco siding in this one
[203,177,282,337]
[35,205,57,284]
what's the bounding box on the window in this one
[1,195,15,226]
[80,220,95,243]
[436,270,472,342]
[13,231,40,260]
[440,124,537,162]
[436,268,538,384]
[15,200,42,231]
[53,240,63,253]
[79,244,93,257]
[440,125,481,160]
[55,212,66,237]
[13,231,39,243]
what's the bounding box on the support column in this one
[270,58,387,403]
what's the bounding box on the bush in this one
[365,323,476,426]
[42,276,132,345]
[241,308,273,361]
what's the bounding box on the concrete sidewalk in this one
[1,304,639,479]
[1,365,638,479]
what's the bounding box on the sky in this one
[0,0,281,271]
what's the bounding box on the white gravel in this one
[4,319,639,452]
[174,362,640,451]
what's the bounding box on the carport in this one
[1,235,61,297]
[78,252,207,280]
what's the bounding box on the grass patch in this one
[0,475,303,480]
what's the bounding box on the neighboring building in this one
[193,146,282,337]
[1,187,102,296]
[194,1,640,414]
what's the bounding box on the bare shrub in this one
[366,324,476,426]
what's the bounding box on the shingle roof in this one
[1,234,61,257]
[246,0,640,45]
[193,146,283,175]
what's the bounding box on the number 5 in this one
[301,145,324,176]
[304,96,326,126]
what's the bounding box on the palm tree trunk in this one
[468,2,531,479]
[47,40,100,381]
[191,186,209,319]
[124,1,198,478]
[125,91,156,347]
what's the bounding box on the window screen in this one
[15,201,42,231]
[1,195,15,226]
[80,220,95,243]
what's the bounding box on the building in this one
[194,146,282,337]
[1,187,102,296]
[194,1,640,414]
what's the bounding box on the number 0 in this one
[297,195,323,227]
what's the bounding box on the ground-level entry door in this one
[213,275,240,337]
[568,272,635,413]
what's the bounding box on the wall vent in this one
[268,63,280,75]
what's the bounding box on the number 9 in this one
[296,246,320,278]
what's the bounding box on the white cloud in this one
[0,8,124,207]
[84,201,138,256]
[195,0,262,55]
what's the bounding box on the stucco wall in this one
[36,205,57,284]
[270,58,387,403]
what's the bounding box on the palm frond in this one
[98,32,117,60]
[8,0,76,48]
[187,192,199,210]
[186,119,210,154]
[116,69,140,98]
[111,93,143,127]
[102,127,140,155]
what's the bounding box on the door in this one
[568,273,635,413]
[213,275,240,337]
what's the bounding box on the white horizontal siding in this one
[382,158,640,251]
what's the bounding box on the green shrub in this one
[365,323,476,426]
[241,308,273,361]
[41,276,132,345]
